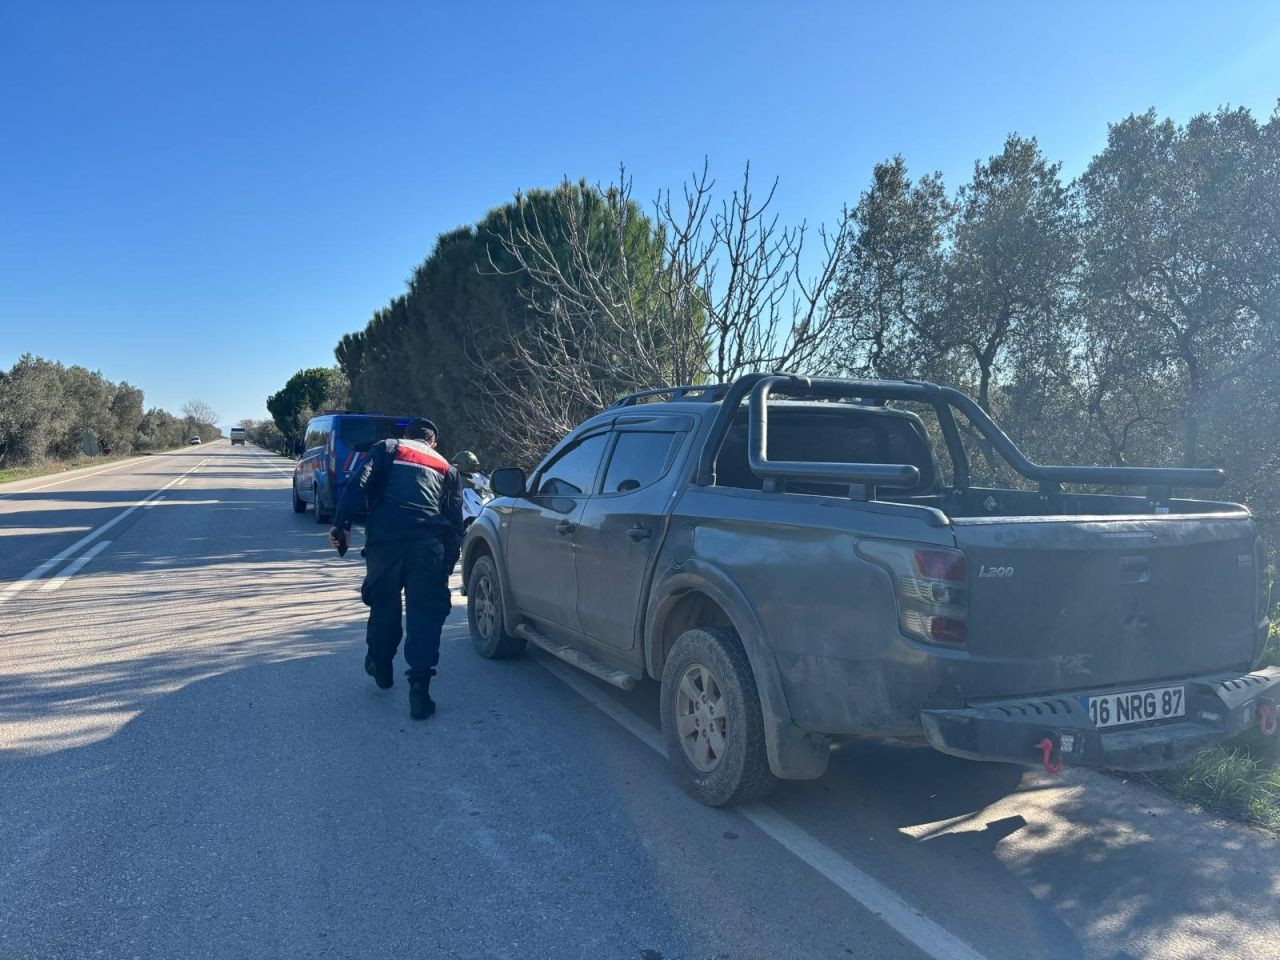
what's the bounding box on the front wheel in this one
[467,556,525,659]
[660,627,777,806]
[292,483,307,513]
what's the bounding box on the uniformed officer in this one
[329,418,462,719]
[450,450,481,475]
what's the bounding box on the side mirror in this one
[491,467,527,498]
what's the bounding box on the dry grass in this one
[0,452,147,485]
[1150,622,1280,829]
[1152,744,1280,829]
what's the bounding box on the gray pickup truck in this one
[460,374,1278,805]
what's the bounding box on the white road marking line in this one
[39,540,111,593]
[176,478,187,486]
[143,495,166,509]
[252,450,296,477]
[0,459,206,606]
[735,806,988,960]
[0,452,173,496]
[530,651,991,960]
[0,445,208,496]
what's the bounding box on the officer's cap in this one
[402,418,438,441]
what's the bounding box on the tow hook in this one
[1259,701,1278,737]
[1034,736,1063,774]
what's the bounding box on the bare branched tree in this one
[665,161,853,381]
[181,400,219,428]
[467,164,853,462]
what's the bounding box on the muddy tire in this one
[467,556,525,659]
[660,627,777,806]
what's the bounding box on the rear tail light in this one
[857,540,968,646]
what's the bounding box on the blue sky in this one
[1,1,1277,427]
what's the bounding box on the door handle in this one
[627,525,651,541]
[555,520,575,536]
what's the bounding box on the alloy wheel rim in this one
[475,575,496,638]
[675,662,726,772]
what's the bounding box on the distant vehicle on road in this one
[461,373,1278,806]
[292,412,419,523]
[188,436,201,445]
[229,427,246,446]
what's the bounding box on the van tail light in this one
[857,540,969,646]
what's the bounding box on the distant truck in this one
[229,427,247,446]
[460,373,1278,805]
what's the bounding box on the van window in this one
[602,432,678,494]
[304,418,331,452]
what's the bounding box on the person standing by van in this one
[329,418,463,720]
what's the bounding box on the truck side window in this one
[536,433,608,497]
[602,432,677,494]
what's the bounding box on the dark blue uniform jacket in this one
[333,439,464,546]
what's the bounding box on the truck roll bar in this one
[937,386,1226,490]
[695,372,1227,495]
[747,377,920,491]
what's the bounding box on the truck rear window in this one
[715,407,938,496]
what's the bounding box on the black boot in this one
[409,670,436,720]
[364,652,393,690]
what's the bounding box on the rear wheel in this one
[292,482,307,514]
[660,627,777,806]
[314,486,332,524]
[467,556,525,659]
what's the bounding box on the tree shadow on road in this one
[5,459,1278,959]
[766,732,1279,960]
[0,621,904,960]
[0,475,306,565]
[0,487,353,755]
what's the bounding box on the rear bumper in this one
[920,667,1280,771]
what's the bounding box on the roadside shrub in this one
[1152,746,1280,829]
[240,418,290,455]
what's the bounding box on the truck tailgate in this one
[951,514,1262,699]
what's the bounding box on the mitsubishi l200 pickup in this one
[460,374,1278,805]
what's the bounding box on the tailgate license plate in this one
[1083,685,1185,728]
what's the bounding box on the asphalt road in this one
[1,442,1277,960]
